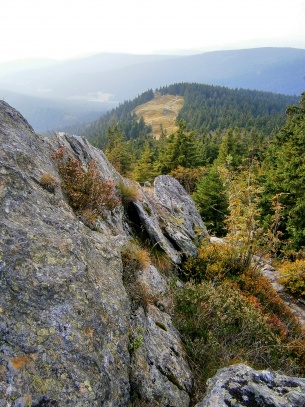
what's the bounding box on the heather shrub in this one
[177,233,305,401]
[279,259,305,297]
[174,279,305,400]
[181,239,244,283]
[52,147,119,220]
[236,268,301,331]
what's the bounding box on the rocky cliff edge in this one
[0,101,207,406]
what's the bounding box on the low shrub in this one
[174,279,305,400]
[181,239,245,283]
[279,259,305,297]
[170,165,205,194]
[236,268,301,333]
[52,147,119,220]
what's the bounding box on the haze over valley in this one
[0,0,304,133]
[0,47,305,133]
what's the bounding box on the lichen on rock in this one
[0,101,199,406]
[195,363,305,407]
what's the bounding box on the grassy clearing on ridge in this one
[134,92,184,139]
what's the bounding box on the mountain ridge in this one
[0,47,304,132]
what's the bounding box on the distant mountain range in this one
[0,47,304,133]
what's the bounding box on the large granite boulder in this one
[154,175,208,257]
[196,364,305,407]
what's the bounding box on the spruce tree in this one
[105,126,133,176]
[193,165,229,236]
[134,142,158,184]
[262,92,305,253]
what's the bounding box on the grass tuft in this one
[118,182,140,204]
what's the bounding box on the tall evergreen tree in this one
[262,92,305,253]
[105,126,133,176]
[192,165,229,236]
[156,120,201,173]
[134,142,158,184]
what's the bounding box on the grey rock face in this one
[154,175,208,257]
[0,102,195,406]
[129,264,193,405]
[130,305,193,406]
[129,175,208,265]
[196,364,305,407]
[0,101,130,406]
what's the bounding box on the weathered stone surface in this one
[154,175,208,257]
[128,175,208,265]
[196,363,305,407]
[130,304,193,406]
[131,196,181,264]
[0,101,195,406]
[0,101,130,406]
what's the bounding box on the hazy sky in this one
[1,0,304,62]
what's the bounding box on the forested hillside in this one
[81,83,305,260]
[159,83,299,134]
[83,89,305,394]
[81,83,298,149]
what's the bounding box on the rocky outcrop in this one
[0,102,130,406]
[0,101,198,406]
[3,101,305,407]
[125,175,208,265]
[196,364,305,407]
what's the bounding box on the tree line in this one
[83,83,304,256]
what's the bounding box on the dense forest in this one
[82,83,298,149]
[80,83,305,259]
[159,83,299,134]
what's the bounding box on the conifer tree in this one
[105,126,133,176]
[133,142,158,184]
[262,92,305,253]
[193,165,228,236]
[156,120,201,173]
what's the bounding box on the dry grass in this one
[121,241,151,288]
[151,247,173,275]
[118,182,140,204]
[133,93,184,139]
[39,172,58,192]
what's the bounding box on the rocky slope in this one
[1,101,305,407]
[0,100,206,406]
